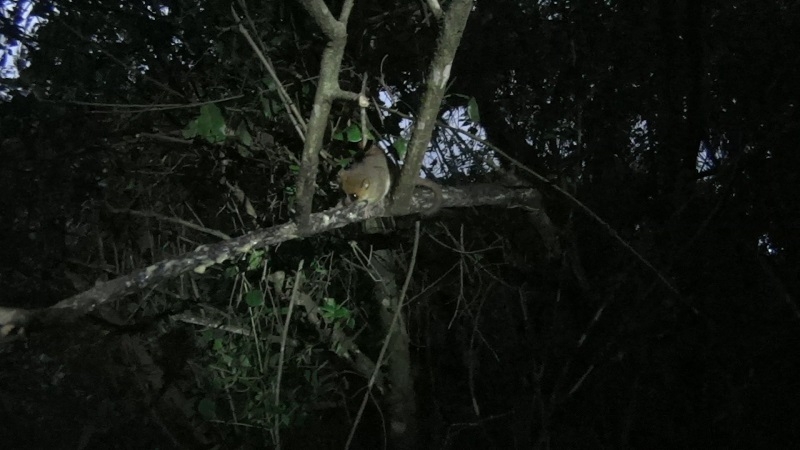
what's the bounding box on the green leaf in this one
[182,119,199,139]
[333,124,364,143]
[201,104,227,141]
[320,298,352,322]
[312,259,328,274]
[245,289,265,307]
[394,138,408,158]
[236,122,253,147]
[467,97,481,123]
[263,77,278,91]
[240,355,252,368]
[261,97,274,119]
[236,145,253,158]
[346,126,363,142]
[186,103,227,143]
[336,157,352,168]
[247,249,266,271]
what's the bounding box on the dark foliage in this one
[1,0,799,448]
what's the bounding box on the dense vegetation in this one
[1,0,798,448]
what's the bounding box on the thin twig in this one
[274,260,304,449]
[105,205,231,240]
[360,73,369,149]
[381,104,681,297]
[345,222,421,449]
[50,95,243,111]
[232,2,307,141]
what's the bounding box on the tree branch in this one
[0,184,543,334]
[294,0,361,230]
[393,0,472,212]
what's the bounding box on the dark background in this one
[1,0,799,448]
